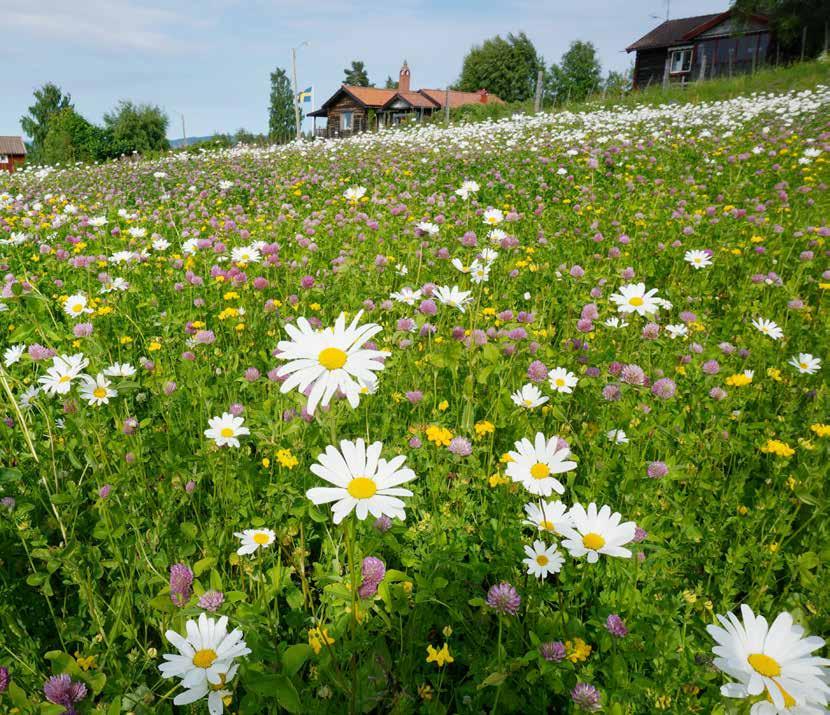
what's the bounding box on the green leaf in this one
[281,644,313,676]
[246,673,302,712]
[478,671,507,689]
[193,557,216,576]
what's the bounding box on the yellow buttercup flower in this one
[426,425,453,447]
[809,423,830,438]
[474,420,494,438]
[276,449,298,469]
[308,627,334,655]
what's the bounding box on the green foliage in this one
[101,101,170,157]
[269,66,295,143]
[20,83,73,162]
[457,32,543,102]
[40,108,102,165]
[343,60,371,87]
[546,41,602,104]
[384,75,396,89]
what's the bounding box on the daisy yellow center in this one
[253,532,270,545]
[93,387,107,398]
[748,653,781,678]
[347,477,377,499]
[524,399,533,406]
[555,378,565,386]
[210,674,228,691]
[582,532,606,551]
[319,347,347,370]
[628,296,644,307]
[192,648,218,669]
[59,375,72,383]
[536,555,549,566]
[800,362,808,369]
[72,303,83,313]
[220,427,234,438]
[530,462,550,479]
[539,519,556,532]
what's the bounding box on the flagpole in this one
[291,41,309,141]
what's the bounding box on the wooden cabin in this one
[0,136,26,174]
[626,10,772,88]
[308,61,504,138]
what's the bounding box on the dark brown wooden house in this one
[308,61,504,138]
[0,136,26,174]
[626,10,772,88]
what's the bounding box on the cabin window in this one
[340,111,353,131]
[669,47,693,74]
[0,155,8,164]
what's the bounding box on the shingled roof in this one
[0,136,27,155]
[626,13,722,52]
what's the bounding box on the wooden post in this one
[444,88,450,125]
[728,48,734,77]
[801,26,807,61]
[698,52,707,82]
[662,56,670,89]
[533,69,543,113]
[751,48,756,74]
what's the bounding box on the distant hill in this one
[169,135,217,148]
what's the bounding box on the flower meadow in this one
[0,86,829,714]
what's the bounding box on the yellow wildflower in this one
[276,449,298,469]
[725,372,752,387]
[148,341,161,352]
[426,425,453,447]
[810,423,830,438]
[760,439,795,458]
[565,637,592,663]
[474,420,494,439]
[308,627,334,655]
[437,400,449,411]
[425,643,453,667]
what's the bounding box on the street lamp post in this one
[291,41,310,141]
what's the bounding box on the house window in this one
[0,155,8,164]
[340,111,353,131]
[670,47,693,74]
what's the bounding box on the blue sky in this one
[1,0,728,139]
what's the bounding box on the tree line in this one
[21,84,170,165]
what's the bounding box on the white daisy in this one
[3,344,25,367]
[344,186,366,202]
[609,283,662,317]
[684,250,713,269]
[38,354,89,396]
[172,663,238,715]
[548,367,578,394]
[469,260,490,284]
[433,285,473,313]
[451,258,471,274]
[752,318,784,341]
[559,503,636,563]
[159,614,250,700]
[103,362,136,378]
[275,311,389,415]
[788,354,820,375]
[707,604,830,712]
[482,208,504,226]
[153,237,171,251]
[63,293,93,318]
[233,528,275,555]
[666,324,688,339]
[19,385,39,410]
[219,180,234,191]
[305,438,416,524]
[416,221,439,236]
[390,287,422,306]
[128,226,147,238]
[523,499,572,534]
[231,245,262,264]
[455,180,479,199]
[511,383,548,409]
[603,317,628,328]
[505,432,577,497]
[607,429,629,444]
[488,228,507,245]
[523,540,564,579]
[78,373,117,406]
[204,413,249,448]
[479,248,498,265]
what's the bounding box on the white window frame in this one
[669,46,693,74]
[0,155,8,164]
[340,111,353,131]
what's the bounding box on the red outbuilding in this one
[0,136,27,174]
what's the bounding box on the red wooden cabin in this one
[0,137,26,174]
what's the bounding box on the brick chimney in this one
[478,88,489,104]
[399,60,411,92]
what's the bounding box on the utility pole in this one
[444,87,450,125]
[533,69,544,113]
[291,41,309,141]
[801,27,807,62]
[180,113,187,148]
